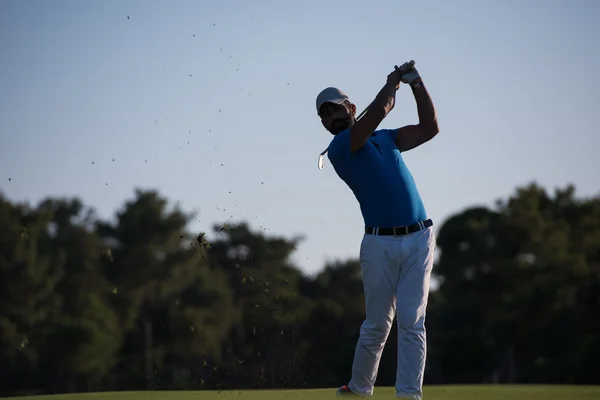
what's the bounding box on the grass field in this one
[4,385,600,400]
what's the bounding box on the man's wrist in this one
[410,77,424,90]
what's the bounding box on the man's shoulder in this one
[373,127,397,138]
[327,126,398,160]
[327,128,350,157]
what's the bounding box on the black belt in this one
[365,219,433,236]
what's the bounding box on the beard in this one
[330,115,356,135]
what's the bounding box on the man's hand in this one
[397,61,422,86]
[387,66,404,90]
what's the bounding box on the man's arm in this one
[349,68,403,154]
[394,76,439,152]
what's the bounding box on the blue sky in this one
[1,0,599,276]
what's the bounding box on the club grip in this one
[394,60,415,73]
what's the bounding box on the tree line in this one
[0,182,598,396]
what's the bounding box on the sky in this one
[1,0,599,277]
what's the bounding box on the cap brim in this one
[317,98,346,113]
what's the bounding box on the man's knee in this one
[359,317,393,347]
[396,307,426,332]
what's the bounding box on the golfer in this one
[315,61,439,399]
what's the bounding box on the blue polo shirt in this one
[327,127,427,228]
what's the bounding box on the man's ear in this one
[349,102,357,116]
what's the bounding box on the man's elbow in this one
[423,119,439,138]
[431,119,440,135]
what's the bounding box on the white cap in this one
[316,87,349,113]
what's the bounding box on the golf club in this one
[317,60,415,170]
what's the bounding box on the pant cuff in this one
[348,382,373,397]
[396,394,421,400]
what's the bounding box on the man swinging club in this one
[315,61,439,399]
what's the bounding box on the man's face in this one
[318,101,356,135]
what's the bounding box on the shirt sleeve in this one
[383,128,399,143]
[326,128,352,169]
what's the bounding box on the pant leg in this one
[395,226,436,400]
[348,234,400,397]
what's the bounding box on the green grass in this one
[3,385,600,400]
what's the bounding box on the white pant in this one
[348,225,436,399]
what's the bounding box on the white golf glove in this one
[397,61,421,85]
